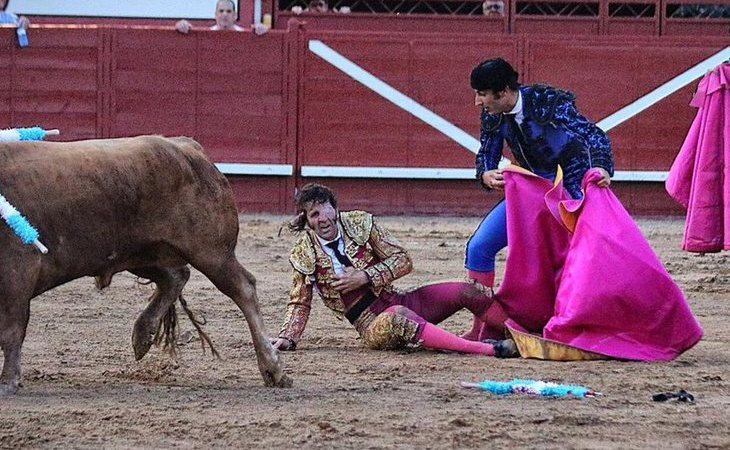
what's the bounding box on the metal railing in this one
[274,0,729,34]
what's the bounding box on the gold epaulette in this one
[289,233,316,275]
[340,210,373,245]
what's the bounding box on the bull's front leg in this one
[0,298,31,395]
[241,290,292,388]
[233,269,292,388]
[207,258,292,387]
[0,345,22,395]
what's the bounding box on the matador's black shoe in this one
[483,338,519,358]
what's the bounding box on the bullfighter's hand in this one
[331,267,369,294]
[252,23,269,35]
[17,16,30,29]
[270,337,294,351]
[596,167,611,187]
[175,19,192,34]
[481,169,505,190]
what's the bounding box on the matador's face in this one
[474,89,514,114]
[305,201,339,241]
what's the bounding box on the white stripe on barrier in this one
[308,39,723,182]
[309,40,482,154]
[612,171,668,182]
[302,166,475,179]
[301,165,668,182]
[597,46,730,131]
[215,163,293,176]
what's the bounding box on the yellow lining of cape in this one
[504,165,582,233]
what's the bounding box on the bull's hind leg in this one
[129,266,190,361]
[198,255,290,388]
[0,297,31,395]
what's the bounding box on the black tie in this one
[325,241,352,267]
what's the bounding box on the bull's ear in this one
[289,234,316,275]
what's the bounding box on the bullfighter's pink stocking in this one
[468,269,495,288]
[463,270,508,341]
[420,323,496,356]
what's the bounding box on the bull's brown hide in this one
[0,136,289,394]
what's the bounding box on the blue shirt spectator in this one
[0,0,29,28]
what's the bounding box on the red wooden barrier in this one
[661,0,730,36]
[0,27,101,140]
[0,25,296,213]
[296,29,727,214]
[1,24,727,215]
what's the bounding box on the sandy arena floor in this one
[1,214,728,449]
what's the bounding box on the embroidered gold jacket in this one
[278,210,413,344]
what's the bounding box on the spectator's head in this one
[308,0,329,13]
[482,0,505,16]
[289,183,339,238]
[0,0,8,11]
[214,0,238,29]
[471,58,520,113]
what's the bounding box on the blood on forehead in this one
[305,201,337,219]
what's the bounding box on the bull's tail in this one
[153,301,178,356]
[154,295,220,359]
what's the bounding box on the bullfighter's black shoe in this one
[483,338,519,358]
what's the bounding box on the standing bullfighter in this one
[464,57,615,339]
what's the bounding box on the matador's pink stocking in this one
[462,270,508,341]
[419,323,496,356]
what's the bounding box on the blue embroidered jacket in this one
[475,84,614,199]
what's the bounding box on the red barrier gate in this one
[1,23,727,215]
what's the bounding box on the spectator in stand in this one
[0,0,30,28]
[292,0,351,14]
[482,0,505,16]
[307,0,330,13]
[176,0,268,35]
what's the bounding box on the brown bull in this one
[0,135,290,394]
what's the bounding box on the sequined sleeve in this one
[363,220,413,290]
[278,269,314,344]
[553,99,614,176]
[475,109,504,190]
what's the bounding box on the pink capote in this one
[497,167,703,361]
[497,170,570,333]
[666,64,730,253]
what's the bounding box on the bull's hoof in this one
[263,372,293,388]
[132,315,160,361]
[132,329,155,361]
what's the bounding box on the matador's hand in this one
[481,169,505,190]
[595,167,611,187]
[331,267,369,294]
